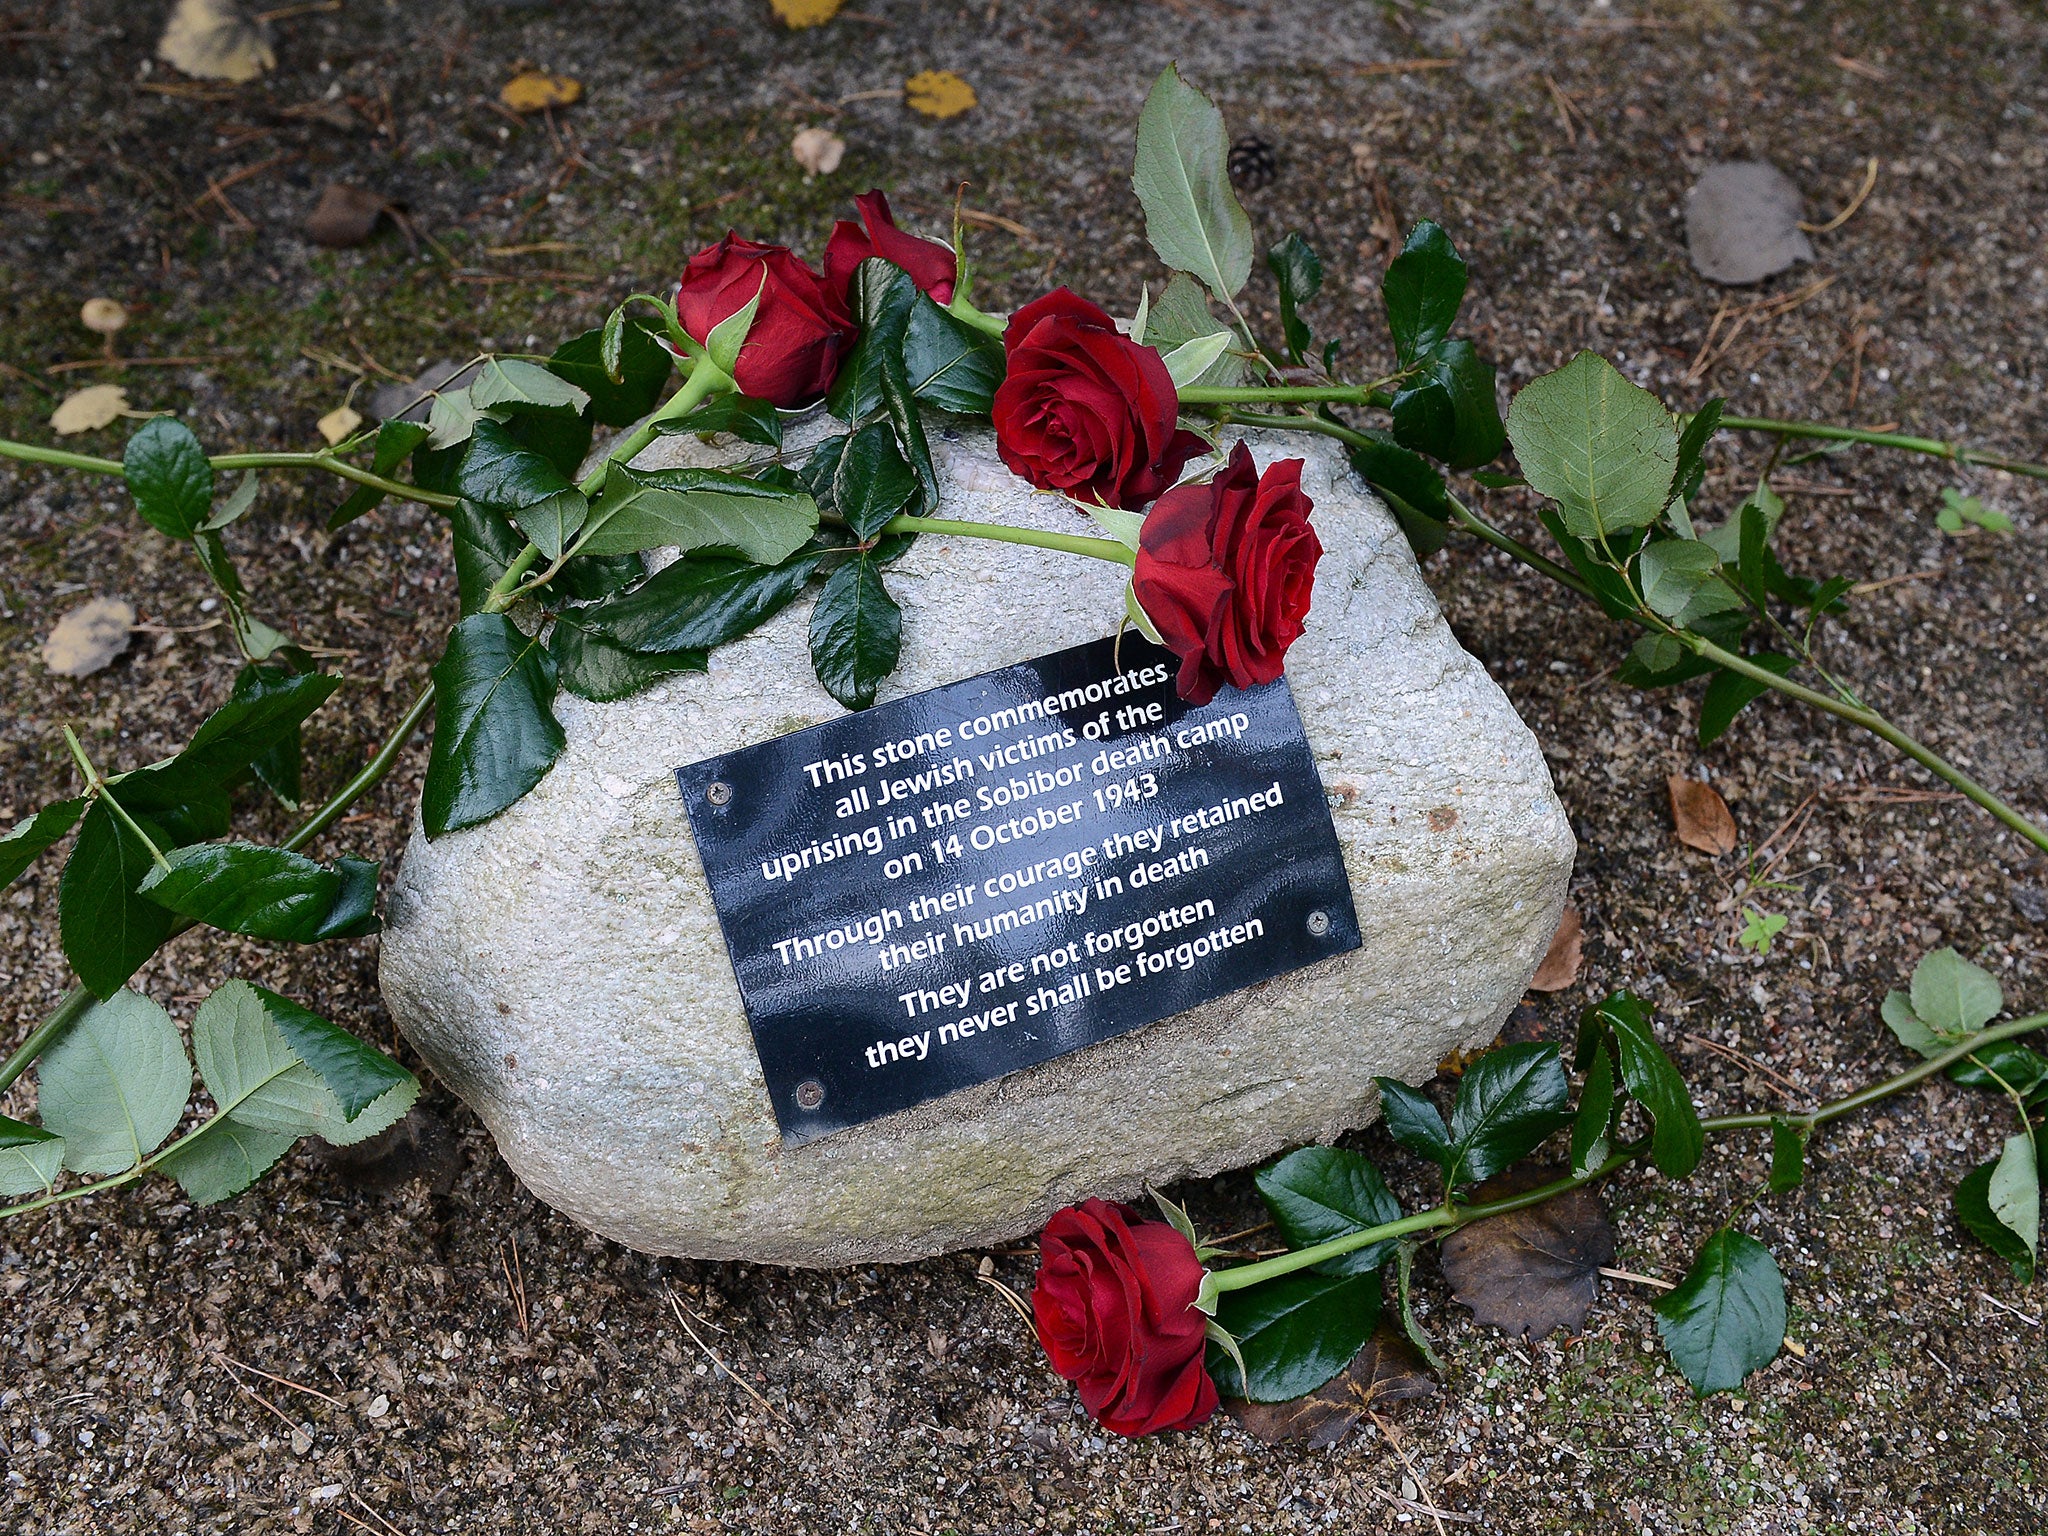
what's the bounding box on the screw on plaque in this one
[706,781,733,807]
[1306,909,1331,938]
[794,1080,825,1112]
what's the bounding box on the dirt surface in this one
[3,1,2045,1532]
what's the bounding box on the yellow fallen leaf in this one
[81,298,129,337]
[43,597,136,678]
[770,0,845,26]
[51,385,130,436]
[500,71,583,114]
[904,70,976,119]
[317,405,363,446]
[157,0,274,85]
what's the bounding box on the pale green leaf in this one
[1159,330,1233,389]
[1986,1132,2040,1265]
[469,358,590,418]
[155,1113,297,1204]
[1881,990,1944,1057]
[189,979,417,1147]
[1506,352,1678,542]
[1909,948,2002,1037]
[37,990,191,1175]
[1637,539,1722,619]
[425,388,484,451]
[1131,65,1254,305]
[0,1115,65,1198]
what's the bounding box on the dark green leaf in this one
[329,419,432,530]
[1947,1040,2048,1104]
[1373,1076,1453,1170]
[1955,1157,2036,1282]
[159,669,340,797]
[1345,430,1451,563]
[903,292,1005,415]
[504,403,594,483]
[1447,1043,1572,1187]
[1654,1229,1786,1395]
[834,422,919,541]
[1804,574,1853,620]
[1698,653,1795,747]
[1768,1118,1807,1193]
[1394,1242,1447,1374]
[827,258,919,425]
[1571,1040,1615,1177]
[548,319,667,428]
[1390,340,1503,470]
[450,498,527,615]
[879,331,939,518]
[653,391,783,447]
[1131,64,1255,306]
[1266,233,1324,364]
[808,555,903,710]
[2,798,85,890]
[547,610,705,702]
[123,416,215,539]
[1144,272,1247,387]
[550,551,646,605]
[453,420,586,561]
[576,462,819,562]
[1255,1146,1402,1276]
[59,800,181,999]
[233,659,313,808]
[422,613,565,837]
[800,434,848,511]
[1209,1268,1381,1402]
[1671,399,1723,509]
[1584,993,1702,1179]
[582,549,823,655]
[138,842,380,943]
[1381,221,1466,366]
[256,983,414,1120]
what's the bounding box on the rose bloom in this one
[1132,441,1323,706]
[672,234,856,408]
[1031,1198,1218,1437]
[823,190,958,304]
[992,290,1205,511]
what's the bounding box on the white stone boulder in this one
[377,419,1574,1266]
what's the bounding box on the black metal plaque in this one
[678,634,1360,1143]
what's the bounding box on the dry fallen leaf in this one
[1685,161,1813,286]
[500,71,583,114]
[904,69,977,119]
[50,384,130,436]
[43,597,136,678]
[305,184,389,249]
[769,0,845,26]
[1438,1166,1614,1341]
[158,0,275,84]
[1527,903,1583,992]
[80,298,129,337]
[791,126,847,176]
[1228,1323,1436,1448]
[1668,774,1738,856]
[317,405,363,446]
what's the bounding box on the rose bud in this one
[992,289,1206,511]
[822,189,958,304]
[672,233,857,408]
[1031,1197,1218,1437]
[1132,442,1324,707]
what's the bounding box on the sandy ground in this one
[1,1,2045,1531]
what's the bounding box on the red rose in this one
[822,190,958,304]
[673,233,857,408]
[1031,1198,1218,1437]
[1133,442,1323,706]
[992,289,1206,511]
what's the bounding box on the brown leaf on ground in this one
[1227,1322,1436,1449]
[1527,902,1583,991]
[50,384,129,436]
[43,597,136,677]
[1667,774,1737,855]
[157,0,274,84]
[791,126,847,176]
[500,71,583,114]
[1438,1165,1614,1340]
[306,185,389,248]
[904,70,977,119]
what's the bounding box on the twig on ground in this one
[219,1353,348,1410]
[1977,1292,2042,1328]
[1598,1266,1677,1292]
[1802,157,1880,234]
[348,1488,408,1536]
[1372,1412,1458,1536]
[1682,1033,1807,1098]
[663,1288,783,1420]
[1850,569,1945,596]
[500,1235,529,1335]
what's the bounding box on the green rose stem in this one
[1712,415,2048,481]
[0,439,464,510]
[1197,1012,2047,1309]
[1205,406,2048,857]
[875,513,1135,565]
[0,683,439,1099]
